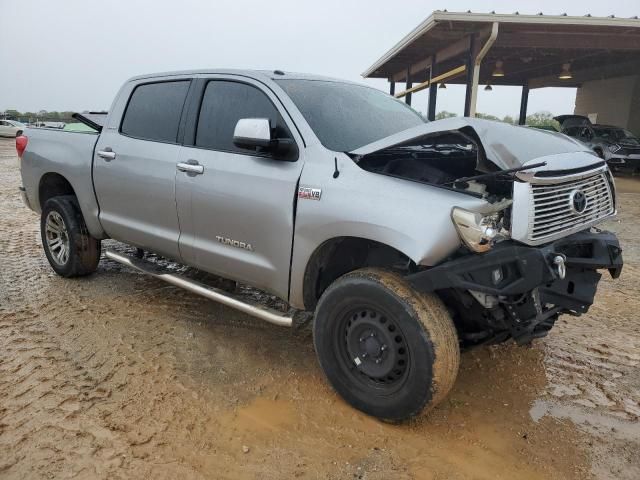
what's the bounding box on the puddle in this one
[530,399,640,442]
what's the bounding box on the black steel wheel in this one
[339,306,410,391]
[313,268,460,421]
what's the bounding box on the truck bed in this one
[20,128,105,238]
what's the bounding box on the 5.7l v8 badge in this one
[298,186,322,201]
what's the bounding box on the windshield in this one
[8,120,26,127]
[276,79,425,152]
[593,127,638,142]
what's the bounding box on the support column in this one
[463,35,475,117]
[389,81,395,96]
[469,22,498,117]
[427,83,438,121]
[405,67,412,106]
[519,85,529,125]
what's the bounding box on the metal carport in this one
[362,11,640,129]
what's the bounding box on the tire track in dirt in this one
[1,138,639,479]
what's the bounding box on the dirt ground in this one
[1,137,639,480]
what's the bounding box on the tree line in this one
[2,110,78,123]
[3,108,560,129]
[435,110,560,129]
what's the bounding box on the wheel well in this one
[39,173,76,209]
[302,237,414,310]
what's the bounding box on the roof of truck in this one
[125,69,358,85]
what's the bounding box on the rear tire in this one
[40,195,101,277]
[313,268,460,421]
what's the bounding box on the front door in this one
[176,77,304,299]
[93,79,191,260]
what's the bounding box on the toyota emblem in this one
[569,189,588,214]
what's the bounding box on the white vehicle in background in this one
[0,119,26,137]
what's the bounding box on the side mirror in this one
[233,118,297,160]
[233,118,272,150]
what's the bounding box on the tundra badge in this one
[216,236,254,251]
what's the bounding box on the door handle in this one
[177,162,204,175]
[97,149,116,161]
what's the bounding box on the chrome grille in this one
[528,171,614,242]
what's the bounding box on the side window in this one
[195,81,291,153]
[564,127,579,137]
[121,80,190,143]
[583,128,593,140]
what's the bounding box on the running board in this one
[105,250,294,327]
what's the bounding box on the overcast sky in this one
[1,0,638,117]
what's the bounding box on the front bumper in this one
[607,154,640,169]
[407,230,623,343]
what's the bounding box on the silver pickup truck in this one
[17,69,623,421]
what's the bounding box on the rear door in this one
[93,79,191,260]
[175,76,304,299]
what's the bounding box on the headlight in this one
[451,207,502,253]
[609,144,621,153]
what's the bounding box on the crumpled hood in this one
[350,117,592,170]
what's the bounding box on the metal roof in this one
[363,11,640,88]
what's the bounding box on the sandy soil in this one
[1,137,638,479]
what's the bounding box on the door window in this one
[578,127,592,140]
[120,80,190,143]
[564,126,580,137]
[195,81,291,153]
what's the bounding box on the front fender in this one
[288,153,487,309]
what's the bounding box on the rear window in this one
[564,126,581,137]
[121,81,190,143]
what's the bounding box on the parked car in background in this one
[555,115,640,172]
[527,124,558,132]
[33,122,66,129]
[0,119,26,137]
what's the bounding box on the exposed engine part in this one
[468,290,499,308]
[355,131,518,201]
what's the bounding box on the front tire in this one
[313,268,460,421]
[40,195,101,277]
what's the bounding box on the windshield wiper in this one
[444,161,547,186]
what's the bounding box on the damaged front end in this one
[406,231,622,345]
[351,118,623,346]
